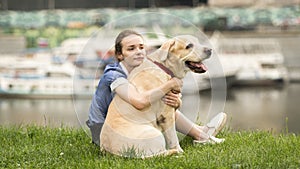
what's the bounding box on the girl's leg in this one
[175,110,209,141]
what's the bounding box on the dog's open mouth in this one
[185,61,207,73]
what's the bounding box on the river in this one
[1,82,299,134]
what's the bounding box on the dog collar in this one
[152,60,175,78]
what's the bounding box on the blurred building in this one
[209,0,300,7]
[0,0,208,10]
[0,36,25,54]
[1,0,299,10]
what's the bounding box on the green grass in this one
[1,126,299,169]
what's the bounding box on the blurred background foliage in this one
[0,6,299,48]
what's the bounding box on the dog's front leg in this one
[157,108,183,153]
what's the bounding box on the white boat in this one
[182,72,211,94]
[0,58,98,99]
[210,32,289,86]
[0,36,116,99]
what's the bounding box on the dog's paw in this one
[177,146,184,153]
[170,144,184,153]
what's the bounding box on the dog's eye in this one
[186,43,193,49]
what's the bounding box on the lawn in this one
[1,125,299,168]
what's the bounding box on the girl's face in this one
[119,34,146,73]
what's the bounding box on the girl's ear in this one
[116,54,124,61]
[158,39,175,61]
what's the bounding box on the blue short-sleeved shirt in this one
[87,62,127,126]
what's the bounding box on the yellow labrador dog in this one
[100,35,212,158]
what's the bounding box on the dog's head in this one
[152,35,211,79]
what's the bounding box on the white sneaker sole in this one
[193,136,225,145]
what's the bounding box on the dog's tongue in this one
[191,62,208,71]
[199,63,208,71]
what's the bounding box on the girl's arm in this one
[114,78,182,110]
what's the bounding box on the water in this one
[0,83,299,134]
[195,83,300,134]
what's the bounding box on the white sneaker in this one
[193,135,225,145]
[209,135,225,143]
[206,112,227,136]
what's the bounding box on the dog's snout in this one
[204,48,212,57]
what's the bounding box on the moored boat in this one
[210,32,289,86]
[0,59,98,99]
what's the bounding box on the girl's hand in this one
[162,91,182,109]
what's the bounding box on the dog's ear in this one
[158,39,175,61]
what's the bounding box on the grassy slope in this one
[1,126,299,169]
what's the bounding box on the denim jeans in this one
[86,120,103,146]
